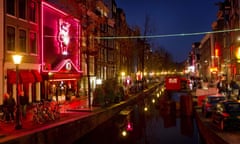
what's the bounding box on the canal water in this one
[74,90,204,144]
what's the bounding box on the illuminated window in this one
[6,0,15,16]
[19,0,26,19]
[29,1,36,22]
[7,26,15,51]
[29,32,37,54]
[19,29,27,52]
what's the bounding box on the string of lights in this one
[43,28,240,39]
[94,28,240,39]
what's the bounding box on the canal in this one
[74,89,204,144]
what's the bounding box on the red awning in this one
[32,70,42,82]
[19,70,35,83]
[7,70,17,84]
[7,70,35,84]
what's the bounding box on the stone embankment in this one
[1,83,159,144]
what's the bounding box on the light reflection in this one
[152,98,156,104]
[118,107,134,138]
[144,106,148,112]
[121,130,127,137]
[126,121,133,131]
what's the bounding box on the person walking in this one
[217,79,227,95]
[2,93,10,122]
[7,93,16,122]
[20,91,28,118]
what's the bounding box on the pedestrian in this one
[2,93,10,122]
[217,79,227,95]
[7,93,16,122]
[20,91,28,118]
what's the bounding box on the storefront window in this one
[48,81,77,101]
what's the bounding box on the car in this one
[212,100,240,130]
[202,94,225,117]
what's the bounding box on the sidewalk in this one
[0,96,97,140]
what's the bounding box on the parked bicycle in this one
[32,101,60,124]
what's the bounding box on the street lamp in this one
[12,54,22,130]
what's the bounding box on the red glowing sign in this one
[58,18,70,55]
[126,121,133,131]
[165,76,181,90]
[41,2,81,73]
[215,48,219,57]
[214,42,220,57]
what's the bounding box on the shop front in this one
[7,69,42,103]
[41,2,82,102]
[43,72,80,102]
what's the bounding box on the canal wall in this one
[2,84,159,144]
[194,109,228,144]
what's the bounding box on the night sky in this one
[115,0,220,62]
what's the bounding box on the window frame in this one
[19,29,27,53]
[29,31,38,55]
[29,0,37,23]
[6,0,16,16]
[18,0,27,19]
[6,25,16,52]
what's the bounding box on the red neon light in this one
[50,78,77,82]
[54,59,81,73]
[214,42,220,57]
[58,18,70,55]
[41,2,81,73]
[126,122,133,131]
[215,49,219,57]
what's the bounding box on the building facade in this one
[3,0,42,104]
[1,0,141,105]
[199,34,216,81]
[192,0,240,83]
[211,0,240,82]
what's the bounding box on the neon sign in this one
[65,61,71,71]
[58,18,70,55]
[41,2,82,73]
[168,78,178,83]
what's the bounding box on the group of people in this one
[2,93,15,122]
[1,91,28,122]
[217,79,240,99]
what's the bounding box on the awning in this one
[7,70,35,84]
[19,70,35,83]
[7,70,17,84]
[32,70,42,82]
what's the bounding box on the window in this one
[19,29,27,52]
[29,1,36,22]
[29,32,37,54]
[6,0,15,16]
[7,26,15,51]
[19,0,26,19]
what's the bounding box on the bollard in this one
[180,95,193,116]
